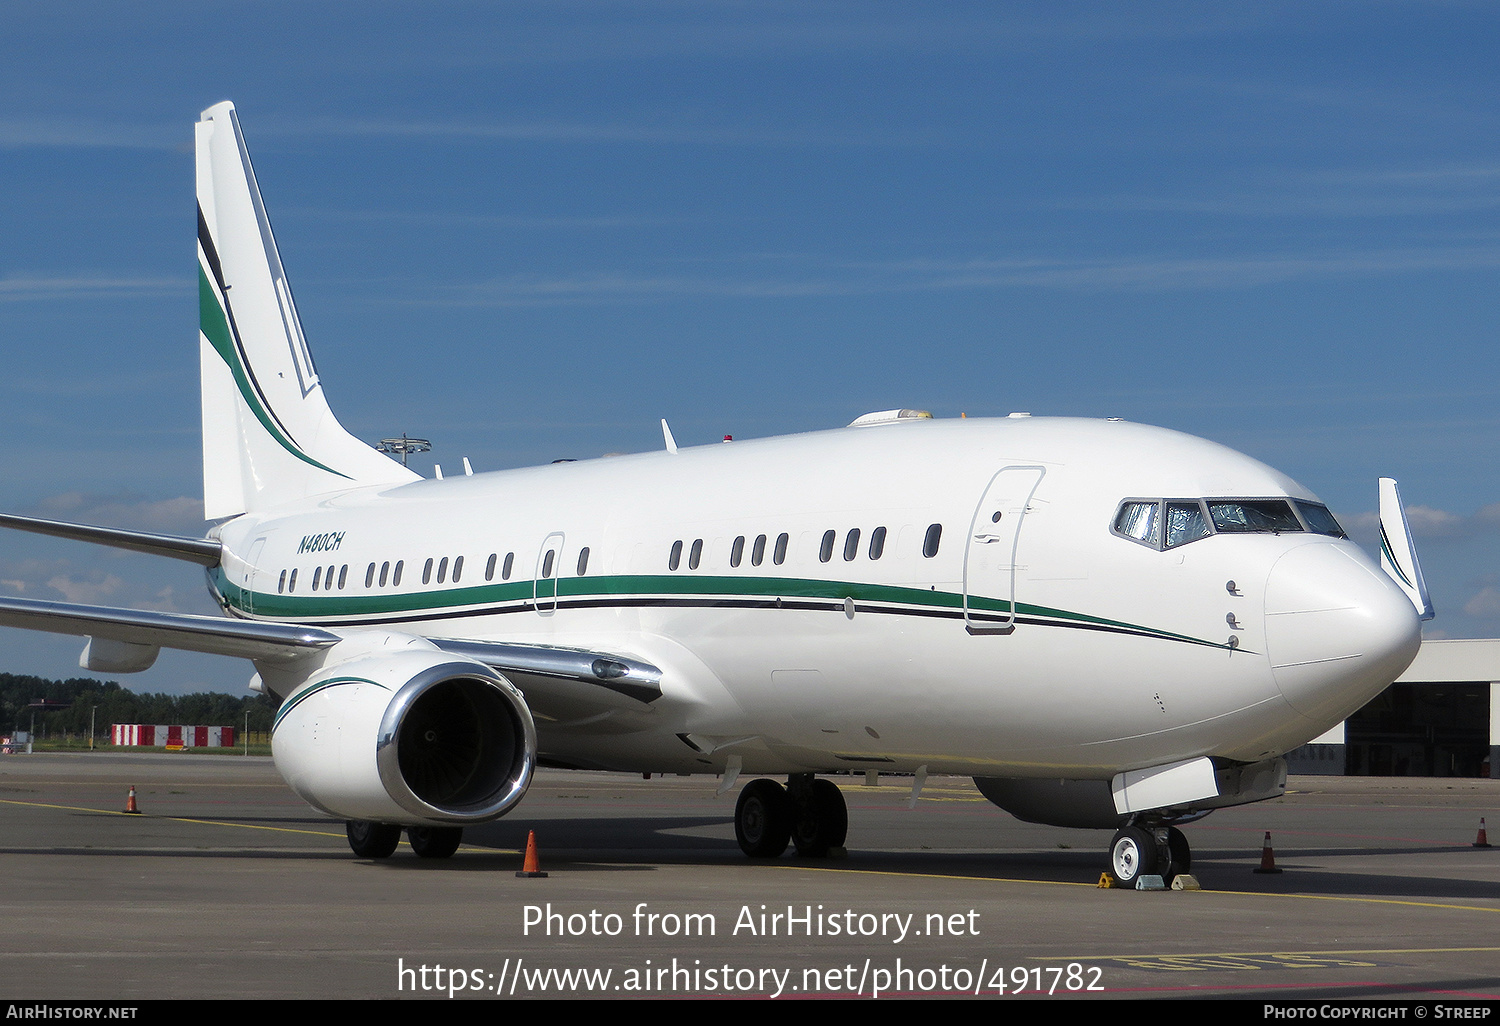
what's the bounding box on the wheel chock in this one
[123,785,141,814]
[515,829,548,878]
[1253,830,1282,874]
[1474,817,1492,849]
[1135,874,1167,890]
[1171,874,1201,890]
[1097,872,1115,888]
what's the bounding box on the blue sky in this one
[3,2,1500,695]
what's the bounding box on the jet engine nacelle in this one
[973,777,1126,829]
[272,649,536,826]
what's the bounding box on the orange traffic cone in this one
[515,830,548,878]
[123,786,141,814]
[1474,818,1492,849]
[1252,830,1282,874]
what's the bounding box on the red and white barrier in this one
[112,724,236,748]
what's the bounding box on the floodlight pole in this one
[376,434,431,468]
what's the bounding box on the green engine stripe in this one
[271,675,388,733]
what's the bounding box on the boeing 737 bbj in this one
[0,103,1431,886]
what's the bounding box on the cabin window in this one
[669,540,683,571]
[327,565,335,589]
[288,568,298,592]
[689,539,703,570]
[423,558,434,585]
[453,555,464,582]
[923,523,942,558]
[278,570,286,594]
[485,553,497,581]
[379,562,389,587]
[338,565,348,589]
[365,563,376,588]
[392,560,404,586]
[311,567,322,591]
[752,534,767,566]
[730,536,745,568]
[577,547,589,575]
[774,533,789,565]
[843,528,861,561]
[869,526,887,560]
[542,550,555,579]
[437,557,448,584]
[503,552,515,580]
[819,530,836,563]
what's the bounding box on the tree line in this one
[0,673,280,738]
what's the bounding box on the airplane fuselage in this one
[205,415,1420,781]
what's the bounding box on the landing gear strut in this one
[1108,822,1192,888]
[734,776,848,859]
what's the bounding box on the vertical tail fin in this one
[1378,477,1434,621]
[196,101,417,519]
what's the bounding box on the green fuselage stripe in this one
[213,568,1226,650]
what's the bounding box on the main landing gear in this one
[1107,822,1191,888]
[734,775,848,858]
[345,820,464,859]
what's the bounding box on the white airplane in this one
[0,102,1431,886]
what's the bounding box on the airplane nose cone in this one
[1263,542,1420,723]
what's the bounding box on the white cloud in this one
[1464,587,1500,621]
[1402,505,1471,540]
[45,572,123,605]
[410,244,1500,307]
[30,493,205,535]
[0,275,189,302]
[1344,503,1500,544]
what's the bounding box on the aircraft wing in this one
[0,595,338,663]
[0,512,221,566]
[0,594,661,714]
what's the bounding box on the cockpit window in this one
[1164,501,1211,548]
[1114,501,1160,547]
[1207,500,1302,534]
[1113,496,1339,550]
[1294,500,1346,538]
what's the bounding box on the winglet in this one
[1378,478,1434,621]
[661,419,678,454]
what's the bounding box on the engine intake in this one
[273,649,535,826]
[379,663,532,820]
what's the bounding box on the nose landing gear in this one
[734,774,848,859]
[1108,822,1191,888]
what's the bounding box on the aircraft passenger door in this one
[243,537,268,615]
[963,466,1045,634]
[534,532,564,616]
